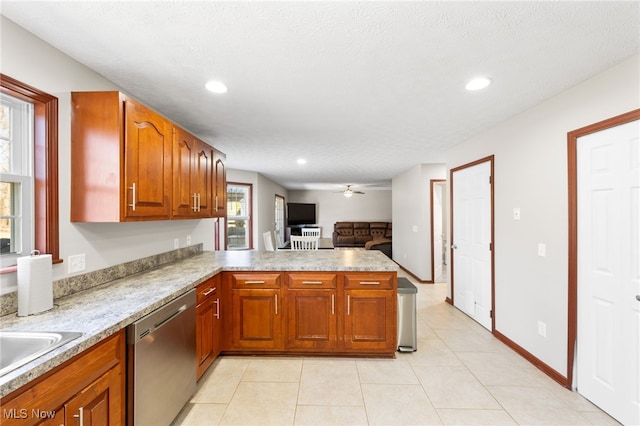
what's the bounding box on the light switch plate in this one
[538,243,546,257]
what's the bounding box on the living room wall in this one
[288,189,392,240]
[392,164,447,281]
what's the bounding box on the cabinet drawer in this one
[231,273,281,289]
[344,273,395,289]
[196,278,218,304]
[288,273,337,289]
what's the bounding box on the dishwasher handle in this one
[154,304,188,330]
[130,290,196,343]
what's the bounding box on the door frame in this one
[430,179,447,283]
[449,155,495,331]
[566,108,640,388]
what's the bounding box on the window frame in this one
[226,182,253,250]
[0,74,60,267]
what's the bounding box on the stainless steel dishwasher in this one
[127,290,196,426]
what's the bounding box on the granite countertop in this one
[0,249,397,397]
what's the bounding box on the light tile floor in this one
[172,271,619,426]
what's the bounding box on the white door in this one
[576,119,640,426]
[433,182,444,281]
[452,160,493,330]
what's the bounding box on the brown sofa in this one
[332,222,392,257]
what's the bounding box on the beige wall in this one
[0,16,218,291]
[445,55,640,377]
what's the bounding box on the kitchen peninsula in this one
[0,249,398,406]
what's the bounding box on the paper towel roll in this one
[17,253,53,316]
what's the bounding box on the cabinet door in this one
[286,289,338,350]
[196,297,215,380]
[124,99,172,220]
[194,141,214,217]
[344,290,396,352]
[231,289,282,350]
[65,367,123,426]
[213,149,226,216]
[172,127,197,218]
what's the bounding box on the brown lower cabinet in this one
[221,271,397,356]
[0,330,125,426]
[196,276,221,380]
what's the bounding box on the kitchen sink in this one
[0,331,82,377]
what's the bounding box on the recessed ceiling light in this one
[465,77,492,91]
[205,80,228,94]
[297,158,307,165]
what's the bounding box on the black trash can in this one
[397,277,417,352]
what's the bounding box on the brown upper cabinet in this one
[71,91,225,222]
[213,149,227,216]
[173,126,214,218]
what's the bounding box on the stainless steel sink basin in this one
[0,331,82,377]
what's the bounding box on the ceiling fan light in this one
[343,189,353,198]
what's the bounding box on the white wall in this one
[0,16,218,290]
[445,54,640,377]
[392,164,446,281]
[288,189,392,239]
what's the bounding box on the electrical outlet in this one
[186,234,192,246]
[513,208,521,220]
[538,321,547,337]
[68,254,86,273]
[174,238,180,249]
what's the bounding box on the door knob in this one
[636,295,640,301]
[452,244,458,250]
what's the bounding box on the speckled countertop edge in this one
[0,249,397,397]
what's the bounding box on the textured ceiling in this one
[2,1,639,190]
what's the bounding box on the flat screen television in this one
[287,203,316,226]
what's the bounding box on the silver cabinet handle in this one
[347,295,350,315]
[215,195,219,211]
[302,281,323,285]
[245,280,266,284]
[214,298,220,319]
[128,182,136,211]
[73,407,84,426]
[331,294,335,315]
[359,281,380,285]
[274,294,278,315]
[197,193,201,212]
[202,287,216,296]
[192,193,198,211]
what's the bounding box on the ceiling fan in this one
[336,185,365,198]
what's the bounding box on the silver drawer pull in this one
[202,287,216,296]
[302,281,323,285]
[331,294,335,315]
[359,281,381,285]
[245,280,266,284]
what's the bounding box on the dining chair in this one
[263,231,275,251]
[301,228,321,237]
[290,235,319,250]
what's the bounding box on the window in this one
[0,74,59,273]
[274,194,285,247]
[226,183,252,250]
[0,93,34,263]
